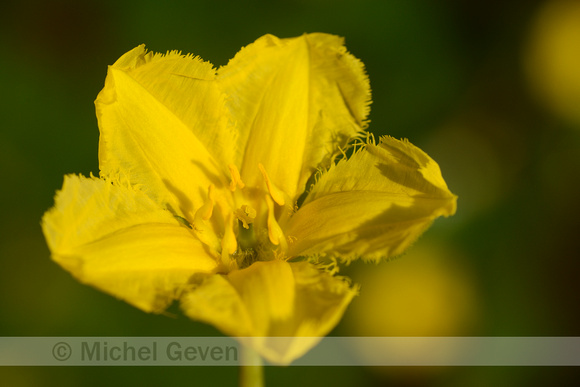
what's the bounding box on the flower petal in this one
[42,175,218,313]
[218,33,371,202]
[181,260,357,364]
[96,45,233,220]
[285,136,457,262]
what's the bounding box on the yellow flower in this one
[41,33,457,364]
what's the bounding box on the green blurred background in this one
[2,0,580,385]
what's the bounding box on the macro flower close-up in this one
[41,33,456,367]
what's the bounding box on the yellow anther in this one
[192,185,220,252]
[234,204,256,229]
[220,213,238,269]
[196,185,215,220]
[258,163,285,206]
[228,164,245,191]
[265,196,288,252]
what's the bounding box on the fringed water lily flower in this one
[42,33,456,368]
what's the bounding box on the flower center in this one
[190,164,291,272]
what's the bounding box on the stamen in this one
[220,213,238,270]
[198,185,215,220]
[228,164,245,191]
[265,195,288,253]
[258,163,285,206]
[192,185,220,252]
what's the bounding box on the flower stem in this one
[239,345,264,387]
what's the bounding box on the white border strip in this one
[1,337,579,366]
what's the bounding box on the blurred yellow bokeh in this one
[344,241,480,381]
[525,0,580,125]
[346,241,480,337]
